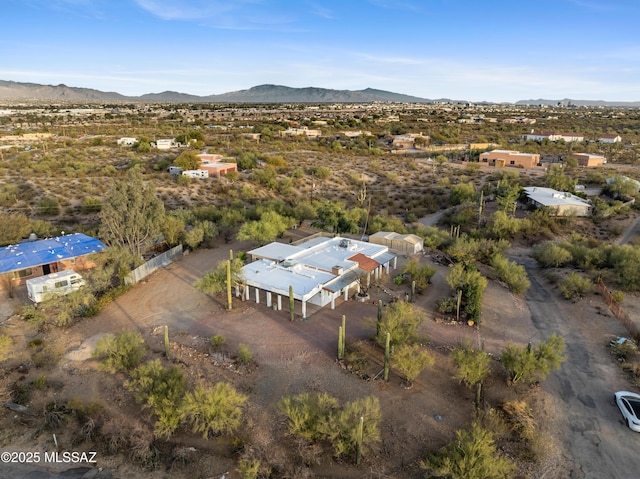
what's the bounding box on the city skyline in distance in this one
[2,0,640,103]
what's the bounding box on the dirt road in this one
[522,257,640,479]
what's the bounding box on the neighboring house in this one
[524,131,584,142]
[155,139,178,149]
[117,137,137,146]
[241,236,396,318]
[196,153,238,178]
[522,187,592,217]
[279,127,322,138]
[369,232,424,255]
[571,153,606,167]
[341,130,372,138]
[479,149,540,168]
[0,233,107,289]
[556,132,585,142]
[599,134,622,144]
[391,133,429,149]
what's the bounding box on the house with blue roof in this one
[0,233,107,289]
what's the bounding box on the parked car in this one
[614,391,640,432]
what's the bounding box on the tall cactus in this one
[338,326,344,360]
[376,300,383,337]
[356,415,364,465]
[164,325,170,359]
[383,332,390,382]
[289,285,295,321]
[411,280,416,302]
[226,259,232,311]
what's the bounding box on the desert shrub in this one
[421,421,515,479]
[0,334,12,360]
[451,343,491,389]
[102,416,156,466]
[279,392,338,442]
[32,374,47,389]
[611,290,624,303]
[279,393,381,462]
[559,272,593,300]
[28,338,43,348]
[181,383,248,438]
[236,343,253,364]
[501,334,566,384]
[93,331,145,373]
[81,197,102,213]
[393,344,434,386]
[126,359,187,438]
[31,343,61,369]
[532,242,572,268]
[402,260,436,290]
[209,334,226,349]
[490,254,530,295]
[236,458,261,479]
[22,304,47,329]
[436,296,458,315]
[37,197,61,215]
[43,401,71,432]
[374,301,426,348]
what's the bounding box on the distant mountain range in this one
[0,80,638,106]
[0,80,434,103]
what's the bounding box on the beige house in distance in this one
[479,149,540,168]
[571,153,606,167]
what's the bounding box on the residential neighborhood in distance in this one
[1,90,640,479]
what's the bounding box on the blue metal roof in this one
[0,233,107,274]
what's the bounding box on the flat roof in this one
[243,236,394,299]
[242,259,335,300]
[523,187,591,208]
[0,233,107,274]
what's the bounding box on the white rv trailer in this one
[26,270,85,303]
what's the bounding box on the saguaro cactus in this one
[226,259,232,311]
[384,332,391,382]
[376,300,383,337]
[164,325,170,359]
[356,415,364,465]
[289,285,295,321]
[338,326,344,360]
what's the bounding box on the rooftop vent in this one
[339,239,350,248]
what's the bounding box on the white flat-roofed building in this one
[522,187,591,217]
[241,236,396,318]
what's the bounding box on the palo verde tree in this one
[180,382,247,438]
[421,421,515,479]
[501,334,566,385]
[236,210,296,244]
[100,167,165,257]
[195,257,244,299]
[374,301,426,349]
[173,150,201,170]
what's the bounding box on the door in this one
[42,264,51,275]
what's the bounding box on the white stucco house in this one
[522,187,592,217]
[240,236,396,318]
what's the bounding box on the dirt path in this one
[521,257,640,479]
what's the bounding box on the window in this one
[510,160,515,165]
[54,280,69,289]
[17,268,33,278]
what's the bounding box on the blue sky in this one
[2,0,639,102]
